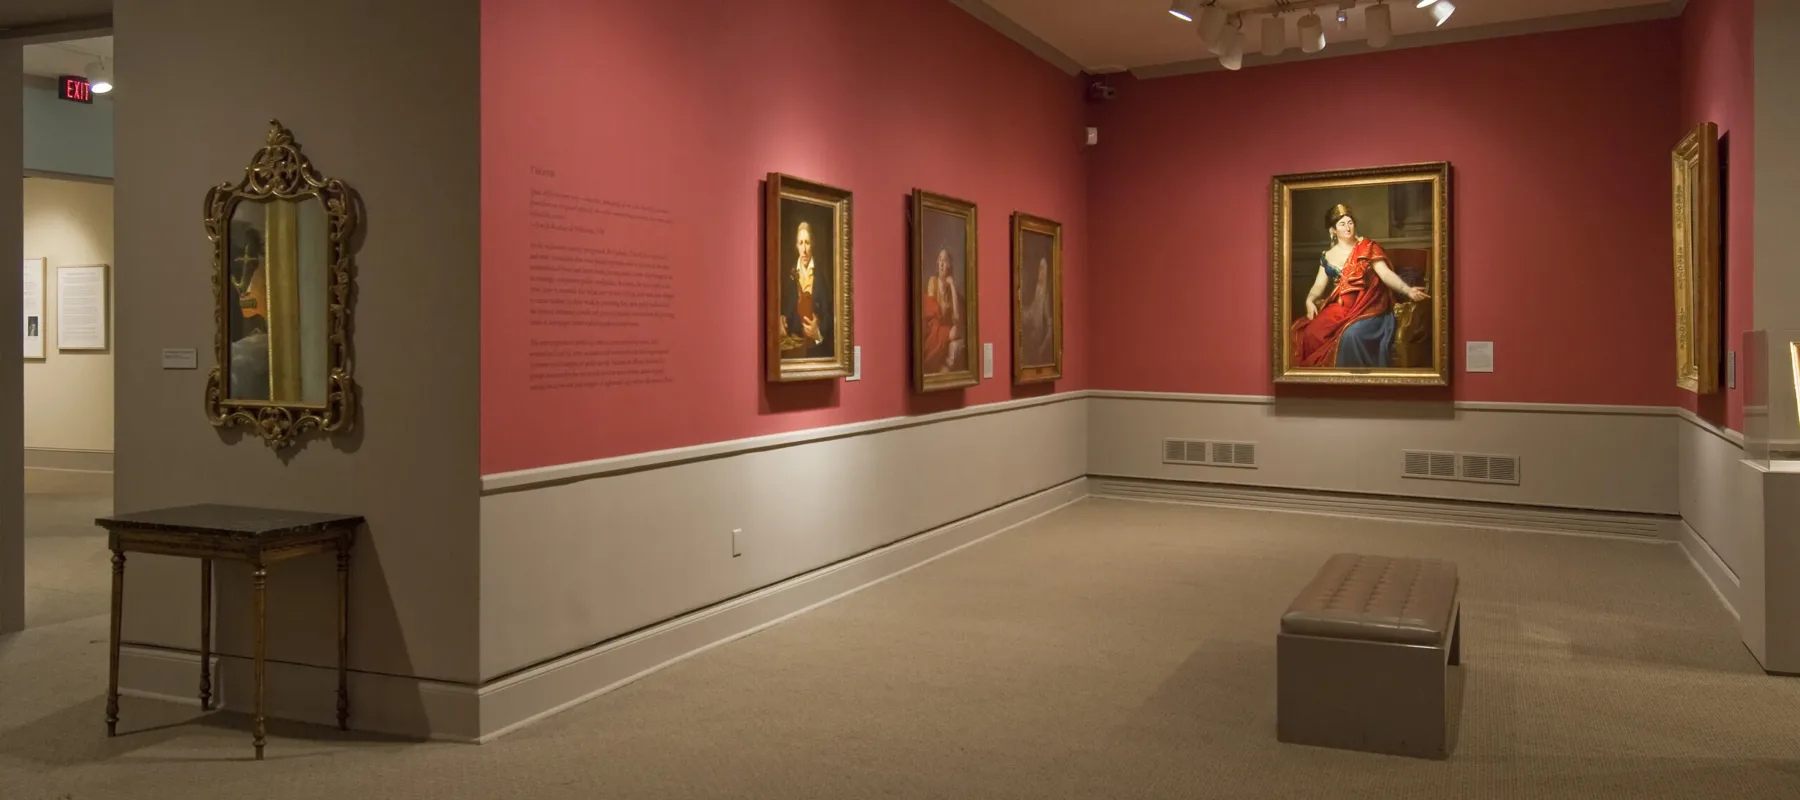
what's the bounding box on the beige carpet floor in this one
[4,497,1800,799]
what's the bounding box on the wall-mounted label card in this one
[1466,341,1494,373]
[161,348,198,370]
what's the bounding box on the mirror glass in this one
[224,196,330,406]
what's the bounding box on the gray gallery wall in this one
[111,0,482,691]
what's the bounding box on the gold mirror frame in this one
[203,119,359,449]
[1672,121,1721,394]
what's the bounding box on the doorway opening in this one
[19,34,114,629]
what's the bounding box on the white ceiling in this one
[968,0,1682,75]
[21,36,111,81]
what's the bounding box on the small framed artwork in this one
[1672,121,1721,394]
[56,263,109,351]
[911,189,979,392]
[1271,161,1451,386]
[23,257,45,359]
[765,173,854,382]
[1011,212,1063,384]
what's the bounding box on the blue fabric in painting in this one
[1317,254,1395,368]
[1337,312,1395,367]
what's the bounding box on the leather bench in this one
[1276,553,1462,759]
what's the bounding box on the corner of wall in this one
[0,42,25,634]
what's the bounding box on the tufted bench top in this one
[1281,553,1458,645]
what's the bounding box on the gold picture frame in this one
[203,119,360,449]
[765,172,854,382]
[1011,212,1063,384]
[1271,161,1452,386]
[911,189,980,392]
[1673,121,1721,394]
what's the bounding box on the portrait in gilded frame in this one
[1271,162,1451,386]
[1672,121,1721,394]
[766,173,853,381]
[1012,212,1062,384]
[912,189,979,392]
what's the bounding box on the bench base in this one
[1277,603,1461,760]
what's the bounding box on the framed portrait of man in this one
[765,173,854,382]
[1271,161,1452,386]
[1672,121,1721,394]
[1011,212,1062,385]
[911,189,979,392]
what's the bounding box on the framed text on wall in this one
[23,257,45,359]
[56,264,108,351]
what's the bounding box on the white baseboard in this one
[117,644,479,742]
[119,471,1742,743]
[1675,520,1742,621]
[121,477,1090,743]
[1090,476,1679,541]
[25,466,110,494]
[472,477,1090,742]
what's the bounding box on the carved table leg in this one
[336,540,350,731]
[252,563,267,760]
[106,549,125,736]
[199,558,213,710]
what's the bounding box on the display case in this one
[1740,329,1800,470]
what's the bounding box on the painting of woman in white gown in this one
[1012,212,1062,384]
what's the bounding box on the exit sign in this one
[57,75,92,104]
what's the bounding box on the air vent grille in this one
[1162,439,1258,469]
[1402,450,1520,485]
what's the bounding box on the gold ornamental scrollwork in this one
[203,119,360,449]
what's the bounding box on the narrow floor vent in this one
[1402,450,1520,485]
[1162,439,1258,469]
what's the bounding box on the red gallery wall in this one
[482,0,1090,475]
[1087,21,1682,408]
[1679,0,1754,432]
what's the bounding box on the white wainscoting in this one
[1676,410,1752,618]
[117,391,1759,740]
[23,447,111,493]
[1088,391,1680,515]
[475,394,1090,740]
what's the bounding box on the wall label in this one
[161,348,198,370]
[1466,341,1494,373]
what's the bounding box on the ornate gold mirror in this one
[204,120,359,448]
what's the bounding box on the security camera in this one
[1087,79,1117,102]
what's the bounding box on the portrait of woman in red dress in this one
[911,190,980,391]
[919,247,964,374]
[1290,203,1430,369]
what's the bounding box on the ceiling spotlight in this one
[1169,0,1198,22]
[1219,23,1245,71]
[1260,15,1286,57]
[1197,1,1229,47]
[1298,12,1326,54]
[85,59,113,94]
[1428,0,1456,25]
[1367,2,1393,48]
[1417,0,1437,6]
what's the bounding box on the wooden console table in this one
[94,504,364,760]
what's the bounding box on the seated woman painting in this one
[1290,203,1430,368]
[920,247,963,374]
